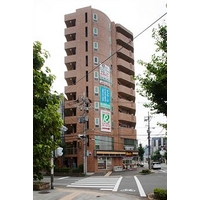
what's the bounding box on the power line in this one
[64,12,167,93]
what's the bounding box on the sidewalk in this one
[33,187,147,200]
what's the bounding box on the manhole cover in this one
[39,190,50,194]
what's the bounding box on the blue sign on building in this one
[100,86,110,109]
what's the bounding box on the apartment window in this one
[94,86,99,96]
[85,41,88,52]
[93,27,98,36]
[86,55,88,66]
[95,136,114,150]
[85,12,88,23]
[93,13,98,22]
[93,56,98,65]
[86,71,88,82]
[94,71,99,80]
[95,118,99,127]
[93,42,98,51]
[86,86,88,97]
[94,102,99,111]
[85,27,88,37]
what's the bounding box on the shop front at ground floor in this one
[61,150,138,172]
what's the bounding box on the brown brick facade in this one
[63,6,138,173]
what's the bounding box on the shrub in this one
[153,188,167,200]
[54,167,70,173]
[72,164,83,173]
[140,169,151,174]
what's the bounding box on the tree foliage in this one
[151,150,162,162]
[138,143,145,161]
[135,22,167,117]
[33,41,63,181]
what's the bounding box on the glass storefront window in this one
[98,157,112,170]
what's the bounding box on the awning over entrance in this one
[94,150,138,157]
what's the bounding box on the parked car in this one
[152,162,161,169]
[137,162,144,167]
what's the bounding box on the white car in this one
[152,162,161,169]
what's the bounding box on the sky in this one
[33,0,167,147]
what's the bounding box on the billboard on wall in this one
[101,110,111,132]
[99,63,111,87]
[100,85,111,109]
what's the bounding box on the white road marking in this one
[112,176,123,192]
[120,189,135,192]
[134,176,146,197]
[57,176,69,180]
[67,176,121,191]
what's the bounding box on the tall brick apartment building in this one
[63,6,138,173]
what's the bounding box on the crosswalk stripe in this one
[66,176,121,191]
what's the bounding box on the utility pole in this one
[50,135,54,189]
[145,112,151,170]
[77,93,92,175]
[147,112,151,170]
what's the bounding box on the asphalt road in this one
[42,163,167,198]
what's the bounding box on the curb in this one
[147,193,154,200]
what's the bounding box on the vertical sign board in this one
[101,110,111,132]
[100,85,111,109]
[99,63,111,87]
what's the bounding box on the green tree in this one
[151,150,162,162]
[33,41,63,181]
[134,22,167,118]
[138,143,145,162]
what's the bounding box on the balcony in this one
[117,58,134,74]
[119,112,136,124]
[65,55,77,64]
[64,71,77,86]
[65,116,77,125]
[117,45,133,59]
[65,62,76,70]
[64,92,76,101]
[118,98,136,114]
[118,127,136,138]
[64,16,76,28]
[65,85,76,94]
[65,27,76,40]
[116,32,133,49]
[117,52,134,65]
[118,71,135,89]
[118,85,134,95]
[116,24,133,40]
[64,70,76,79]
[65,46,76,56]
[118,85,135,102]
